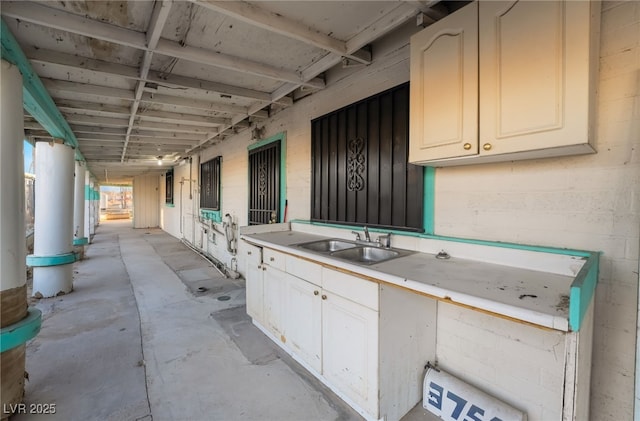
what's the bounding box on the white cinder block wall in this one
[159,3,639,419]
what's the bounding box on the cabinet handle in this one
[321,294,327,300]
[314,290,319,296]
[463,143,472,150]
[483,143,492,151]
[270,257,275,262]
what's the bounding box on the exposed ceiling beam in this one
[155,39,325,89]
[1,2,147,49]
[123,0,173,161]
[191,0,371,64]
[43,78,135,101]
[3,2,323,90]
[140,92,247,115]
[26,47,281,105]
[63,114,130,128]
[137,110,227,127]
[271,3,421,102]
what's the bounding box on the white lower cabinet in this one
[286,274,322,372]
[322,289,379,416]
[245,245,437,421]
[263,265,287,341]
[243,243,264,322]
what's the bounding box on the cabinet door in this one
[479,0,596,156]
[409,2,478,163]
[286,275,322,373]
[263,265,287,343]
[322,293,379,418]
[244,243,264,322]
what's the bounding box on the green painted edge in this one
[73,237,88,246]
[569,253,600,331]
[165,203,175,208]
[247,132,287,222]
[423,166,435,235]
[26,252,76,267]
[201,209,222,223]
[291,219,599,331]
[1,19,84,162]
[0,307,42,353]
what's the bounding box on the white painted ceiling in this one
[2,0,451,184]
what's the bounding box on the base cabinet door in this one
[322,292,379,418]
[263,266,287,342]
[243,243,264,322]
[286,275,322,373]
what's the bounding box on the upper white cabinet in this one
[409,1,600,166]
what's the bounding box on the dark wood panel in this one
[311,82,423,232]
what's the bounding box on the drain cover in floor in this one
[217,295,231,301]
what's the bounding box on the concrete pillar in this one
[30,140,75,298]
[84,169,92,243]
[0,59,28,416]
[73,161,87,258]
[89,180,96,236]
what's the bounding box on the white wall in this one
[132,174,160,228]
[160,3,639,419]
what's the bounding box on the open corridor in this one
[15,221,371,421]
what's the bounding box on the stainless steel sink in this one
[296,239,358,253]
[296,239,414,265]
[330,246,402,264]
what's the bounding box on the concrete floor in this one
[16,220,436,421]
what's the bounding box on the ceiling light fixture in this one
[157,156,163,166]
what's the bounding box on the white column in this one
[1,60,29,413]
[31,140,75,297]
[84,169,91,243]
[73,161,87,258]
[89,180,96,235]
[73,161,87,240]
[0,60,27,307]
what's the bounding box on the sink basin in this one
[330,246,406,265]
[297,239,358,253]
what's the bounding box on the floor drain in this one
[197,287,208,293]
[217,295,231,301]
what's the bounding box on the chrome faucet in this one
[363,226,371,242]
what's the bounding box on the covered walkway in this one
[16,221,364,421]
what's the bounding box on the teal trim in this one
[569,253,599,331]
[1,19,84,162]
[201,209,222,223]
[423,167,435,235]
[247,132,287,222]
[165,203,175,208]
[85,185,91,200]
[73,237,88,246]
[26,252,76,267]
[0,308,42,353]
[291,218,599,331]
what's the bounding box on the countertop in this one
[241,230,578,331]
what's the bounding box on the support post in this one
[73,160,87,258]
[29,140,75,298]
[0,59,40,417]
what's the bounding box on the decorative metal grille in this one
[200,157,221,210]
[347,137,366,191]
[249,140,280,225]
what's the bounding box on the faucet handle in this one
[351,231,361,241]
[377,233,391,248]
